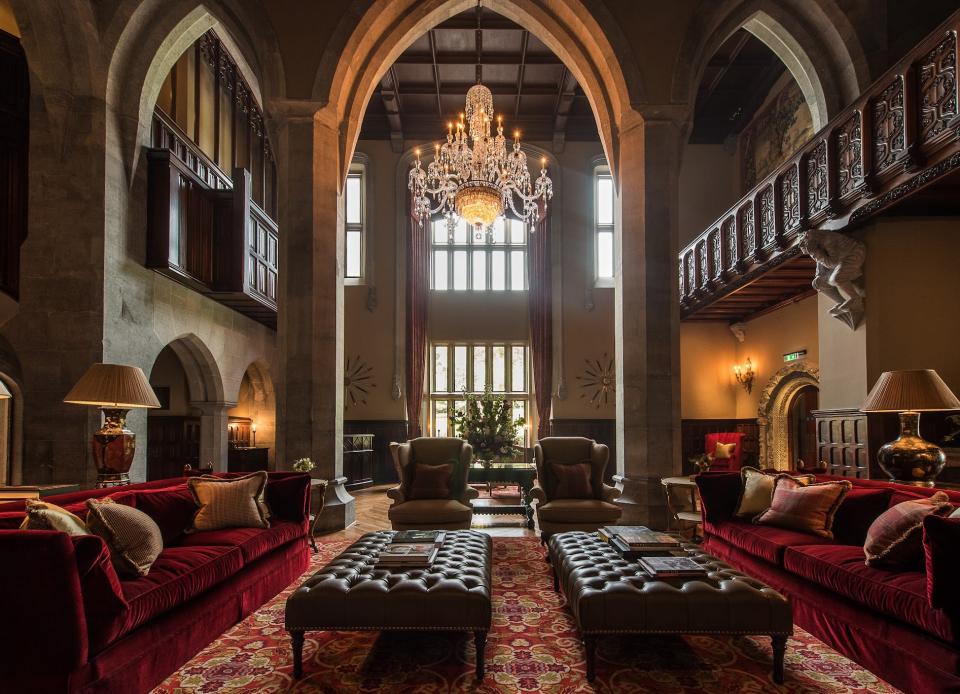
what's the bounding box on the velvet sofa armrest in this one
[602,483,621,502]
[0,530,89,678]
[265,472,312,524]
[695,472,743,525]
[923,514,960,612]
[386,486,406,504]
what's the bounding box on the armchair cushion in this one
[537,499,621,524]
[387,499,473,525]
[535,437,609,502]
[550,461,593,499]
[714,441,737,459]
[408,463,453,500]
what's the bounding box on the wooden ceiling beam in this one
[395,52,561,66]
[428,30,443,117]
[552,67,577,153]
[514,30,529,118]
[398,82,562,96]
[695,31,751,116]
[379,67,404,153]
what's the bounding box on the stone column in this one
[275,103,353,529]
[613,110,685,529]
[194,402,231,471]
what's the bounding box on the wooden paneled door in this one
[788,385,819,469]
[147,415,200,480]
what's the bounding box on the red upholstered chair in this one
[705,432,745,472]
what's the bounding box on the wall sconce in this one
[251,422,257,447]
[734,358,755,394]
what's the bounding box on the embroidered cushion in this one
[755,476,851,538]
[408,463,453,500]
[864,491,952,567]
[734,466,815,519]
[86,498,163,577]
[19,500,89,536]
[551,462,594,499]
[187,471,270,531]
[714,441,737,459]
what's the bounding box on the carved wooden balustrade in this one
[680,15,960,318]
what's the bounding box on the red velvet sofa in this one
[696,472,960,694]
[0,472,312,693]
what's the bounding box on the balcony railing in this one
[680,13,960,318]
[147,111,278,328]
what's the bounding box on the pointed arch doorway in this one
[757,363,820,470]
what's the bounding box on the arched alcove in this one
[227,360,277,469]
[757,362,821,470]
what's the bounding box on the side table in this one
[661,475,702,540]
[308,478,328,553]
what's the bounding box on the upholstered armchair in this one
[704,432,745,472]
[530,437,621,540]
[387,437,479,530]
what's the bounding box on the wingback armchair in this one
[704,432,745,472]
[387,437,479,530]
[530,437,621,540]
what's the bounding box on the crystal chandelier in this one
[408,83,553,240]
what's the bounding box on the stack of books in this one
[638,555,708,579]
[376,530,446,568]
[598,525,680,559]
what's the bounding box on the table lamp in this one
[861,369,960,486]
[64,364,161,487]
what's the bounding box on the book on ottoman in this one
[377,543,439,567]
[598,526,679,550]
[638,555,708,578]
[392,530,447,545]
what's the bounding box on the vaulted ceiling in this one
[359,7,598,150]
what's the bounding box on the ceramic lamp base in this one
[92,408,136,486]
[877,411,946,487]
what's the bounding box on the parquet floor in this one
[316,484,539,541]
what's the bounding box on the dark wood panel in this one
[344,420,408,485]
[146,415,200,481]
[228,447,269,473]
[0,30,28,301]
[681,418,759,474]
[812,408,874,479]
[548,419,616,483]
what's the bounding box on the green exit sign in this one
[783,350,807,363]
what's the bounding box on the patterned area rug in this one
[154,537,900,693]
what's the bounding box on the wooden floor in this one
[317,484,539,542]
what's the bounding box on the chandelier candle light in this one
[409,83,553,241]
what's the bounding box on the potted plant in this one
[449,387,524,467]
[292,457,315,473]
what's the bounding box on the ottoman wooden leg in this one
[772,634,787,684]
[291,631,304,678]
[584,635,597,682]
[474,630,487,681]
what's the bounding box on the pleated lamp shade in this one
[861,369,960,412]
[0,379,12,399]
[64,364,161,409]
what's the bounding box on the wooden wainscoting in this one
[681,419,759,474]
[343,420,408,485]
[548,419,616,482]
[812,409,873,479]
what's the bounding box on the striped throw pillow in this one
[864,491,952,567]
[755,476,851,538]
[86,498,163,577]
[187,471,270,531]
[734,466,816,519]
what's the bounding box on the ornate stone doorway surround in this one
[758,362,820,470]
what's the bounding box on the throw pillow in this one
[864,491,952,567]
[551,461,593,499]
[19,500,89,536]
[754,476,851,537]
[187,471,271,531]
[714,441,737,459]
[86,498,163,577]
[734,467,815,519]
[408,463,452,500]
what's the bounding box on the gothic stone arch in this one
[758,362,820,470]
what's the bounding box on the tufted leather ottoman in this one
[285,530,492,680]
[548,531,793,683]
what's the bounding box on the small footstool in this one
[548,531,793,683]
[285,530,492,680]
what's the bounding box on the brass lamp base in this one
[92,408,136,487]
[877,411,946,487]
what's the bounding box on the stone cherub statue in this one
[799,229,866,329]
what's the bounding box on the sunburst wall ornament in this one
[344,355,375,409]
[576,354,615,408]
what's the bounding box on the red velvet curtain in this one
[528,203,553,440]
[405,193,429,438]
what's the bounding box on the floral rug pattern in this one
[154,537,900,693]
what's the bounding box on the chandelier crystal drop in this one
[408,83,553,239]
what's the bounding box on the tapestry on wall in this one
[739,78,814,192]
